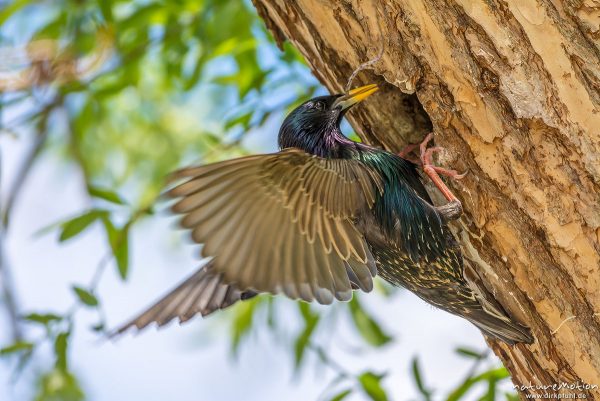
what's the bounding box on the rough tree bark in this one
[252,0,600,397]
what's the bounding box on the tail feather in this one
[110,262,256,337]
[461,258,534,345]
[466,308,533,345]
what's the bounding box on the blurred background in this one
[0,1,515,400]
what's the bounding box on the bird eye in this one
[313,101,325,110]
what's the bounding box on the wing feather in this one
[167,148,381,304]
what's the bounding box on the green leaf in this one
[447,367,510,401]
[213,38,257,58]
[373,278,395,297]
[24,313,63,325]
[348,296,392,347]
[59,210,105,242]
[102,217,130,280]
[224,112,252,130]
[455,347,485,359]
[329,389,352,401]
[98,0,113,23]
[35,368,84,401]
[412,358,433,401]
[88,185,126,204]
[358,372,389,401]
[120,3,164,30]
[54,332,70,371]
[231,297,261,354]
[72,286,99,307]
[481,376,498,401]
[0,341,34,356]
[114,227,130,279]
[294,302,320,369]
[0,0,28,25]
[505,392,520,401]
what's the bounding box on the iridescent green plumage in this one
[356,150,446,261]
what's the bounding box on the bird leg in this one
[398,142,421,164]
[399,142,467,181]
[419,133,466,221]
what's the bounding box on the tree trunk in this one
[252,0,600,397]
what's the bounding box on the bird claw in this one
[431,165,468,180]
[422,146,443,166]
[398,133,468,181]
[414,133,466,203]
[419,134,467,181]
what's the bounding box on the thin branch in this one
[0,142,23,341]
[0,228,23,343]
[64,252,112,320]
[1,103,44,133]
[462,349,491,384]
[1,96,62,229]
[308,343,351,378]
[344,0,388,92]
[0,95,62,343]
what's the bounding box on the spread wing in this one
[168,148,382,304]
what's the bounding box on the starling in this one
[115,84,533,345]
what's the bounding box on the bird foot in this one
[399,137,468,181]
[422,146,468,180]
[436,199,463,221]
[418,133,466,204]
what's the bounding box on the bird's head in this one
[278,84,379,156]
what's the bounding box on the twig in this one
[308,343,350,378]
[64,252,112,320]
[551,315,576,335]
[0,95,62,343]
[0,141,23,341]
[344,0,388,92]
[89,253,112,292]
[0,160,22,341]
[1,96,61,229]
[0,99,50,133]
[0,32,113,92]
[463,349,490,381]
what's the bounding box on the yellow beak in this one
[333,84,379,111]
